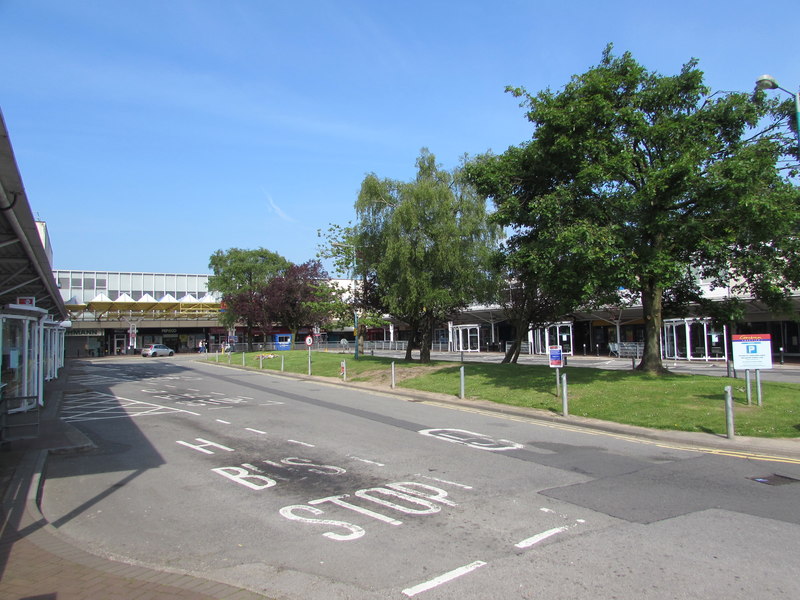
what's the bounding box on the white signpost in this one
[306,335,314,375]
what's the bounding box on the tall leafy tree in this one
[317,223,388,356]
[208,248,290,348]
[356,149,502,362]
[468,46,800,373]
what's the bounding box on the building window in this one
[96,278,107,288]
[71,277,82,288]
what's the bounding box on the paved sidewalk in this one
[0,361,270,600]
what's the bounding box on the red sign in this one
[17,296,35,305]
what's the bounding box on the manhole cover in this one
[748,474,800,486]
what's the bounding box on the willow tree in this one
[355,149,501,362]
[468,46,800,373]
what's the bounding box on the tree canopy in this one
[467,46,800,372]
[355,149,501,362]
[208,247,291,345]
[256,260,337,342]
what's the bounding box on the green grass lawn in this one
[206,350,800,438]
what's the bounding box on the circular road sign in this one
[305,335,314,346]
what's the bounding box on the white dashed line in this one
[402,561,487,597]
[348,456,385,466]
[288,439,315,447]
[245,428,267,434]
[216,419,231,424]
[420,475,473,490]
[515,526,568,549]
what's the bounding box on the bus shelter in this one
[662,318,727,361]
[531,322,573,355]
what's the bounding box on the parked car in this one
[141,343,174,357]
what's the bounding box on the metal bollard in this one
[745,369,752,405]
[724,386,735,439]
[459,366,465,399]
[561,373,568,417]
[756,369,763,407]
[555,368,561,396]
[391,361,396,389]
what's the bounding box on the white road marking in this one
[515,526,568,549]
[216,419,231,424]
[348,456,385,466]
[288,439,315,447]
[176,438,235,454]
[245,428,267,434]
[420,476,473,490]
[402,561,487,597]
[61,391,200,422]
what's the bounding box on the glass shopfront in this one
[1,310,67,411]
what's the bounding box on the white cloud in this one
[263,190,296,223]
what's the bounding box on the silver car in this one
[141,343,174,357]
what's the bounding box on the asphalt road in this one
[41,357,800,599]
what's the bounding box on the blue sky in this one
[2,0,798,275]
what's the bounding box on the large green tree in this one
[208,247,290,348]
[355,149,502,362]
[468,46,800,373]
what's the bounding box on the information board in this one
[549,345,563,368]
[732,334,773,370]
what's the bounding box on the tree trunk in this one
[501,321,527,364]
[501,340,517,364]
[419,317,434,363]
[637,280,667,373]
[404,321,418,361]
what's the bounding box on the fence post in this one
[561,373,568,417]
[459,366,465,399]
[724,386,735,439]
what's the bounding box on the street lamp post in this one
[756,74,800,149]
[332,241,359,359]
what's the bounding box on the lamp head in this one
[755,74,780,90]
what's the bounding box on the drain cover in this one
[749,474,800,486]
